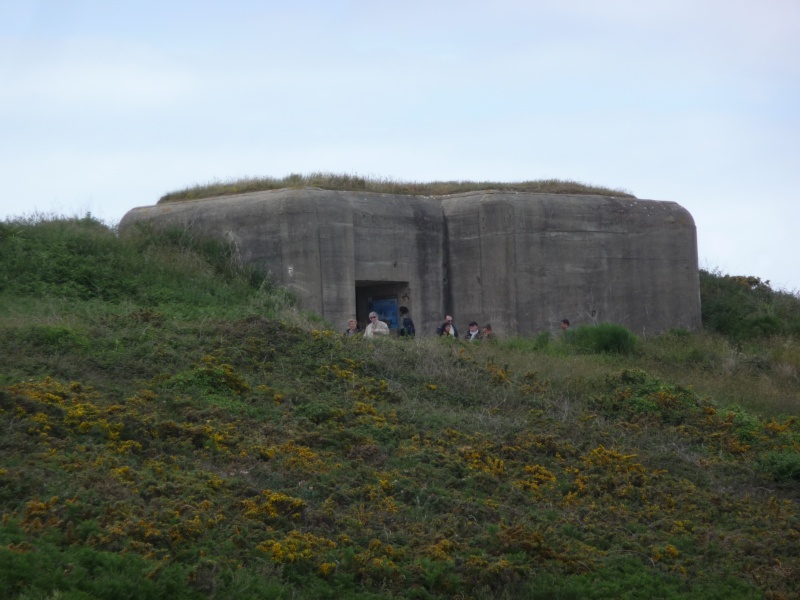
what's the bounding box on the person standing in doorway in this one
[398,306,415,338]
[364,311,390,338]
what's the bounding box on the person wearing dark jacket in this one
[398,306,415,338]
[344,319,361,337]
[464,321,481,341]
[436,314,458,338]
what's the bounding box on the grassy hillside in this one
[157,172,635,203]
[1,216,799,600]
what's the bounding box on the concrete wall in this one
[119,188,446,335]
[119,187,701,336]
[441,191,700,336]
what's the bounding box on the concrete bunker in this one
[119,187,701,336]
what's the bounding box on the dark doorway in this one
[355,281,410,332]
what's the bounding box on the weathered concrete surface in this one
[442,191,700,336]
[119,187,700,336]
[119,188,447,335]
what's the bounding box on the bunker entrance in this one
[355,281,410,332]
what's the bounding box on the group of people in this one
[344,306,416,339]
[435,315,494,341]
[344,308,495,341]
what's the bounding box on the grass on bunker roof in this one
[158,171,636,203]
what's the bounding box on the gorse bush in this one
[1,216,800,599]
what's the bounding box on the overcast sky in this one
[2,1,798,291]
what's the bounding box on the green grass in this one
[158,171,636,203]
[1,215,799,599]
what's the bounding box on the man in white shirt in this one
[364,311,390,338]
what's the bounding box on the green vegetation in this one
[2,215,799,599]
[569,322,639,355]
[700,269,800,341]
[158,172,635,203]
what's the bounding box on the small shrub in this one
[22,325,89,351]
[533,332,551,351]
[759,450,800,482]
[742,315,780,338]
[570,323,638,355]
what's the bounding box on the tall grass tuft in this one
[569,322,638,355]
